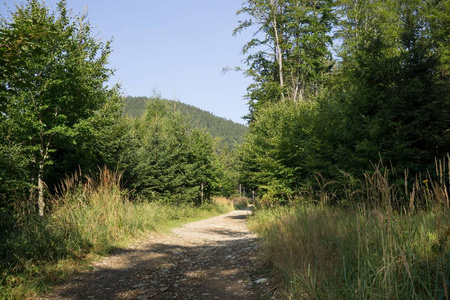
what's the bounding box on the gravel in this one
[41,209,275,300]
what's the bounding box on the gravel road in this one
[41,209,274,300]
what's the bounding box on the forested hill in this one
[123,96,247,147]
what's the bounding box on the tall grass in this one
[309,156,450,211]
[249,161,450,299]
[0,167,228,299]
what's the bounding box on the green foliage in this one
[239,99,343,200]
[237,0,450,203]
[335,0,450,175]
[215,143,240,197]
[47,92,135,190]
[0,0,121,213]
[0,0,241,211]
[130,100,220,204]
[234,0,335,119]
[123,96,248,149]
[0,1,242,298]
[0,141,29,203]
[123,96,243,199]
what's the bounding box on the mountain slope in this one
[123,96,247,148]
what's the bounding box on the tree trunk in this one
[272,16,284,92]
[201,182,204,205]
[38,160,45,216]
[37,125,52,216]
[273,21,284,89]
[29,157,37,205]
[270,0,284,99]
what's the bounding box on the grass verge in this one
[250,205,449,299]
[249,163,450,299]
[0,168,234,299]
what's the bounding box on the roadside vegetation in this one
[249,162,449,299]
[235,0,449,298]
[0,168,235,299]
[0,1,241,298]
[1,0,449,299]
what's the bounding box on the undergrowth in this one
[0,168,233,299]
[249,160,450,299]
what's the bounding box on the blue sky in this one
[1,0,254,124]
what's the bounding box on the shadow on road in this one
[43,211,273,300]
[47,238,267,300]
[226,213,249,220]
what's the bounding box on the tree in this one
[123,96,248,149]
[234,0,335,119]
[0,0,117,215]
[46,91,135,191]
[238,101,326,202]
[335,0,450,175]
[132,100,220,204]
[215,140,240,197]
[237,0,450,204]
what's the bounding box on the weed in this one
[212,197,235,213]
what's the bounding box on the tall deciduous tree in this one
[234,0,335,119]
[0,0,117,215]
[238,0,450,203]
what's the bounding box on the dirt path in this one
[41,209,274,300]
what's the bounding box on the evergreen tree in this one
[132,100,219,204]
[123,96,247,149]
[335,0,450,174]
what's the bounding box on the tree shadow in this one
[45,236,272,300]
[227,214,249,220]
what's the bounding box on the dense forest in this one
[236,0,450,205]
[0,0,449,298]
[234,0,449,298]
[123,96,247,149]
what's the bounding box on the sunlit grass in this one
[249,161,450,299]
[232,196,250,210]
[250,205,449,299]
[211,196,235,213]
